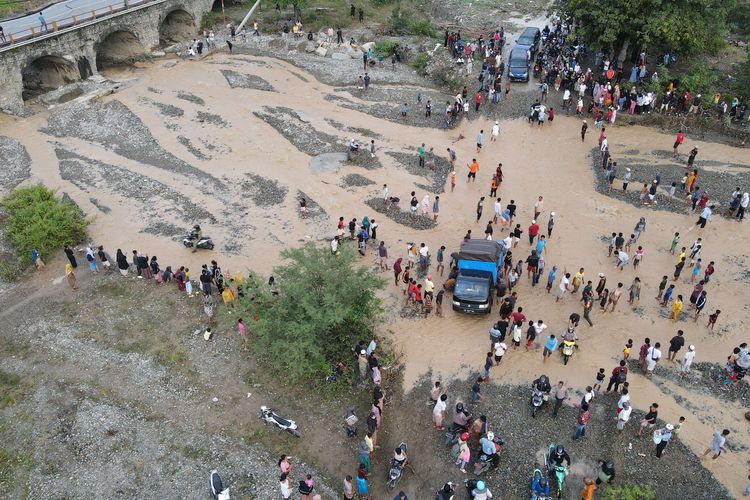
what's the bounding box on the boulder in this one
[361,41,375,51]
[305,42,315,52]
[346,47,361,59]
[315,47,328,57]
[331,52,349,60]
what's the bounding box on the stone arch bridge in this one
[0,0,216,114]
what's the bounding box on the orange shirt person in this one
[467,159,479,182]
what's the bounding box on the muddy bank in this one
[0,136,32,192]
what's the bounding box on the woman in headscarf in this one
[85,247,98,272]
[421,194,430,216]
[116,249,129,276]
[138,253,152,279]
[65,263,77,290]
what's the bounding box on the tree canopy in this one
[568,0,732,57]
[233,242,385,381]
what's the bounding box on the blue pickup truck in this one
[452,240,502,314]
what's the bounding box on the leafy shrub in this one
[600,484,657,500]
[409,52,429,74]
[681,63,718,95]
[2,184,87,265]
[411,18,435,38]
[374,40,399,57]
[232,243,385,381]
[389,4,410,35]
[434,67,461,92]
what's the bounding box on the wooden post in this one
[92,10,97,19]
[8,34,13,44]
[72,16,77,25]
[30,27,36,37]
[52,21,58,31]
[108,4,113,13]
[124,0,129,8]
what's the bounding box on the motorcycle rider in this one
[393,445,415,474]
[531,475,550,499]
[470,480,493,499]
[550,444,571,470]
[532,374,552,394]
[435,482,455,500]
[478,431,500,467]
[452,402,472,429]
[191,224,202,242]
[595,460,615,485]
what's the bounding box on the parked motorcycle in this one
[210,470,231,500]
[386,442,408,490]
[259,405,301,438]
[531,387,549,418]
[561,339,576,365]
[183,225,215,250]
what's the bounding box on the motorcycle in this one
[210,470,231,500]
[259,405,301,438]
[545,444,568,499]
[183,229,214,250]
[561,339,576,365]
[474,435,504,476]
[435,481,455,500]
[386,442,408,490]
[531,388,549,418]
[530,467,552,500]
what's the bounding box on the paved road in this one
[1,0,136,39]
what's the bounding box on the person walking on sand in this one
[673,129,685,155]
[671,295,684,322]
[667,330,685,361]
[581,120,588,141]
[65,263,77,290]
[680,345,696,377]
[64,244,78,269]
[491,121,500,141]
[606,283,623,312]
[476,197,485,221]
[468,158,479,182]
[645,343,662,377]
[476,130,484,152]
[433,393,447,429]
[703,429,731,459]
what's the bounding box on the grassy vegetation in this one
[2,184,88,267]
[409,51,429,74]
[0,449,31,490]
[0,0,43,17]
[0,370,23,408]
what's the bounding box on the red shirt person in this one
[528,221,540,245]
[673,130,685,154]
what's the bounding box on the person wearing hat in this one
[471,480,493,499]
[622,167,632,191]
[491,120,500,141]
[680,345,696,377]
[547,212,555,238]
[528,220,540,245]
[655,423,674,458]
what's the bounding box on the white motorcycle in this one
[259,405,301,438]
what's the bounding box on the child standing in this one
[593,368,605,392]
[623,339,633,360]
[707,309,721,329]
[238,318,248,351]
[670,232,680,254]
[655,275,668,300]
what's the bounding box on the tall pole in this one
[236,0,262,33]
[221,0,226,25]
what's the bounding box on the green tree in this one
[233,243,385,381]
[568,0,732,58]
[277,0,308,21]
[1,184,87,266]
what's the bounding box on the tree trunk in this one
[616,38,630,65]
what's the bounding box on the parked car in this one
[515,27,541,57]
[508,47,530,82]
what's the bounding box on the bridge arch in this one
[160,9,196,44]
[96,29,145,70]
[21,55,81,100]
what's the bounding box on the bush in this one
[411,18,435,38]
[681,63,718,95]
[409,52,429,74]
[389,4,410,35]
[374,40,399,57]
[2,185,87,266]
[600,484,657,500]
[232,243,385,381]
[434,67,461,92]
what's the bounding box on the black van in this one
[516,27,541,56]
[508,47,530,82]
